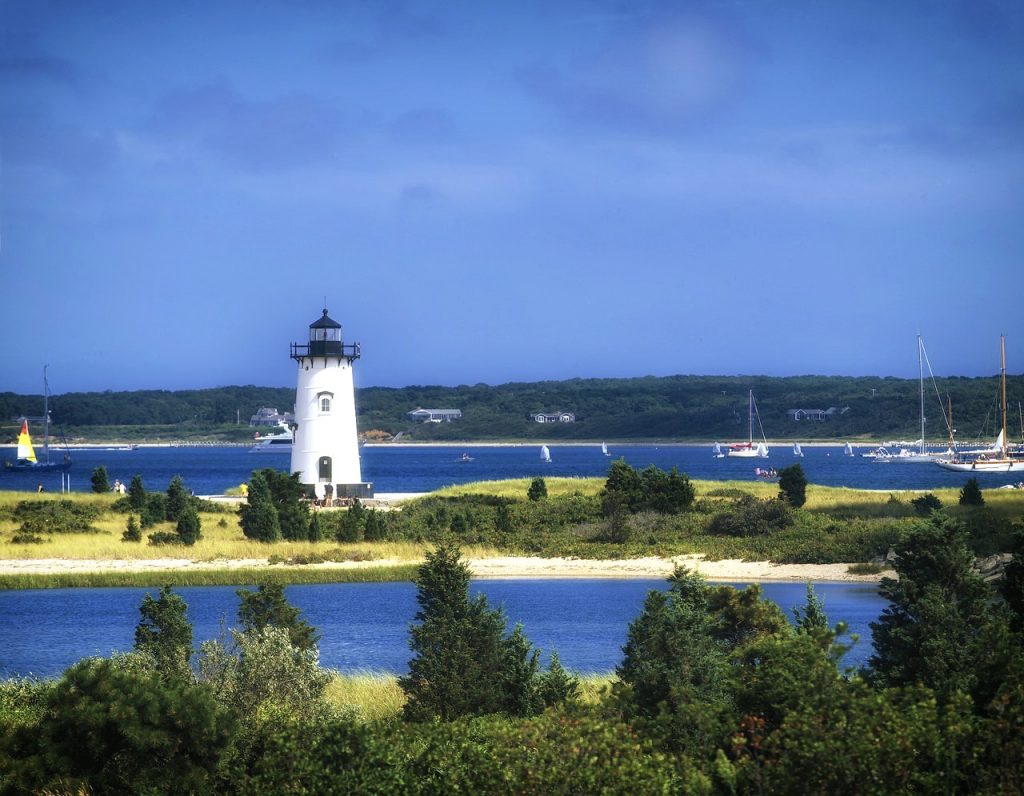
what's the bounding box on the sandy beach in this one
[0,554,884,583]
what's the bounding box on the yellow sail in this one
[16,420,37,464]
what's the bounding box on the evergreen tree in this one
[602,459,642,514]
[363,509,386,541]
[176,503,202,546]
[165,474,189,522]
[257,468,310,541]
[400,540,542,721]
[90,466,109,494]
[134,586,193,681]
[792,581,829,634]
[527,476,548,501]
[237,583,320,652]
[239,472,281,543]
[869,513,995,701]
[535,651,582,708]
[960,477,985,506]
[122,513,142,542]
[778,463,808,508]
[337,506,364,543]
[495,502,514,534]
[127,474,146,511]
[308,510,324,543]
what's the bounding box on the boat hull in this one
[935,459,1024,473]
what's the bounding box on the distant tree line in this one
[2,372,1021,442]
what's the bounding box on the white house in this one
[407,408,463,423]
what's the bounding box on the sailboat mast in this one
[43,365,51,464]
[748,390,754,445]
[948,396,954,451]
[1001,335,1008,458]
[918,335,925,454]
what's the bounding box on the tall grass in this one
[323,671,617,722]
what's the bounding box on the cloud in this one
[146,84,345,172]
[519,9,754,133]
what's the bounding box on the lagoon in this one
[0,579,887,679]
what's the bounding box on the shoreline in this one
[0,554,885,585]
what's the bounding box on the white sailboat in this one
[937,336,1024,472]
[712,442,725,459]
[874,335,952,463]
[793,443,803,457]
[540,445,552,463]
[843,442,854,457]
[601,442,611,456]
[728,391,769,458]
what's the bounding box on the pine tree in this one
[869,513,995,702]
[237,583,319,652]
[527,477,548,501]
[90,466,109,494]
[400,540,543,721]
[134,586,193,681]
[127,474,146,511]
[778,463,808,508]
[176,504,202,546]
[959,477,985,506]
[122,514,142,542]
[363,509,386,541]
[308,510,324,543]
[239,472,281,543]
[165,475,189,522]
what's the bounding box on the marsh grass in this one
[323,671,616,721]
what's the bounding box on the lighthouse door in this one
[318,456,332,482]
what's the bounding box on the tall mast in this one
[43,365,50,464]
[748,390,754,446]
[948,395,954,451]
[918,334,925,454]
[1001,335,1007,458]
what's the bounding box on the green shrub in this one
[911,493,943,515]
[707,495,794,537]
[176,504,202,546]
[960,477,985,507]
[527,477,548,501]
[122,514,142,542]
[778,463,808,508]
[90,465,110,494]
[13,500,102,535]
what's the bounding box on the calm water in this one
[3,443,1018,495]
[0,580,886,679]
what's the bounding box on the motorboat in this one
[250,428,293,453]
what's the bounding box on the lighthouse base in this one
[301,482,375,501]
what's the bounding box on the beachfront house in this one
[407,408,463,423]
[787,407,850,421]
[531,412,576,423]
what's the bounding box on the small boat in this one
[457,452,474,463]
[843,442,854,457]
[755,467,778,480]
[793,443,804,458]
[728,391,769,458]
[540,445,552,463]
[3,368,72,473]
[601,442,611,457]
[249,428,294,453]
[712,442,725,459]
[936,336,1024,473]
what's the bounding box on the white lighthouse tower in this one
[289,308,372,500]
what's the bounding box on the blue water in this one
[3,443,1018,496]
[0,580,886,679]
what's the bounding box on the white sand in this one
[0,554,884,583]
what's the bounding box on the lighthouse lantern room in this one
[289,308,373,500]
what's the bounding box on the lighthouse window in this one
[320,396,331,413]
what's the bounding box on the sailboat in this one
[843,442,854,457]
[936,336,1024,472]
[540,445,552,463]
[4,367,72,473]
[712,442,725,459]
[728,390,769,458]
[601,442,611,457]
[874,335,952,463]
[793,443,804,457]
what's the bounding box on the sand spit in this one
[0,554,884,583]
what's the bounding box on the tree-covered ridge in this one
[1,372,1021,441]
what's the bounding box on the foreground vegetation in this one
[2,463,1022,589]
[2,518,1023,794]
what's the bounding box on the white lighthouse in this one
[289,308,372,500]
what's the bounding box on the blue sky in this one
[2,0,1022,395]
